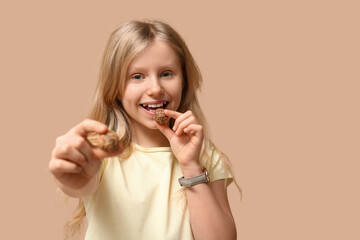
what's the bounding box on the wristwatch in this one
[178,167,210,187]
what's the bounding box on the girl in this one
[49,20,241,240]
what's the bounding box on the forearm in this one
[183,168,237,240]
[56,172,100,198]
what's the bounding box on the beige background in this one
[0,0,359,239]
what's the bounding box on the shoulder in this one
[202,142,233,186]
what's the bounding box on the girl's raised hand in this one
[155,110,203,171]
[49,119,123,192]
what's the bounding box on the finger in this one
[54,142,89,168]
[70,119,108,138]
[171,111,194,131]
[163,109,182,120]
[77,134,124,166]
[184,128,195,135]
[154,121,175,140]
[92,143,124,160]
[184,124,203,138]
[175,116,196,136]
[49,159,82,176]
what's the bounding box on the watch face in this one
[184,181,192,187]
[178,177,186,187]
[179,178,191,187]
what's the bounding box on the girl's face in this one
[121,40,183,130]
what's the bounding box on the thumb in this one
[155,121,175,140]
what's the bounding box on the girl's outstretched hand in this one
[155,110,203,171]
[49,119,123,193]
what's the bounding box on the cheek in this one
[170,81,183,106]
[120,91,136,113]
[175,81,184,98]
[123,85,140,100]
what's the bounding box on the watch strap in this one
[178,167,210,187]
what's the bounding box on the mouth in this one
[140,101,169,113]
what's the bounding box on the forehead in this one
[127,40,181,73]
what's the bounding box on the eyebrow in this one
[127,66,147,74]
[127,64,178,74]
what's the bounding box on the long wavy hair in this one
[63,19,242,239]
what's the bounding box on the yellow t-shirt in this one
[83,144,232,240]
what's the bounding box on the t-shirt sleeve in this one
[204,147,233,187]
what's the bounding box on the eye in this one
[161,71,173,78]
[132,74,144,80]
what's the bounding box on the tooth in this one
[143,103,166,108]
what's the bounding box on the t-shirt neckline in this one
[134,143,172,153]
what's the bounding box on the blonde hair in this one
[64,19,242,239]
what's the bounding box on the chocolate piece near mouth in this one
[87,130,120,152]
[153,108,168,124]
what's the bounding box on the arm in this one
[55,170,101,198]
[155,110,237,239]
[49,119,123,198]
[183,168,236,240]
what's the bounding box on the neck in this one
[130,121,170,148]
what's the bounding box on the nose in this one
[146,76,164,96]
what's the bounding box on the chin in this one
[144,121,159,130]
[148,125,158,130]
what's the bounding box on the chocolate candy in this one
[87,130,120,152]
[153,108,168,124]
